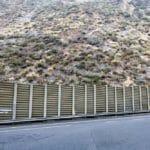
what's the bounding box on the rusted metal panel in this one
[61,85,72,116]
[47,84,58,117]
[32,84,44,118]
[96,85,106,113]
[16,84,30,119]
[75,85,85,115]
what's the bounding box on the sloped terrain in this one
[0,0,149,86]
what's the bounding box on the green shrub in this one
[33,42,45,50]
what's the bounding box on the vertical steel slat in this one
[139,86,142,111]
[58,84,61,117]
[147,86,150,110]
[12,83,18,120]
[44,84,48,118]
[94,85,96,115]
[114,86,117,113]
[29,84,33,119]
[84,84,87,115]
[132,86,135,112]
[72,85,75,115]
[123,85,126,112]
[106,85,108,113]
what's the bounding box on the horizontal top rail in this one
[0,81,149,88]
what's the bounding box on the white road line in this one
[0,115,150,133]
[0,125,71,133]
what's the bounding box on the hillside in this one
[0,0,149,86]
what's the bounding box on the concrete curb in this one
[1,111,150,125]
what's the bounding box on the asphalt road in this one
[0,115,150,150]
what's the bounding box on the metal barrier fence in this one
[0,82,150,122]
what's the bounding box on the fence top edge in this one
[0,81,150,88]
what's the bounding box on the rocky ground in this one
[0,0,149,86]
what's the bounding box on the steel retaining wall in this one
[0,82,150,122]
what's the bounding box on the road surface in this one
[0,115,150,150]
